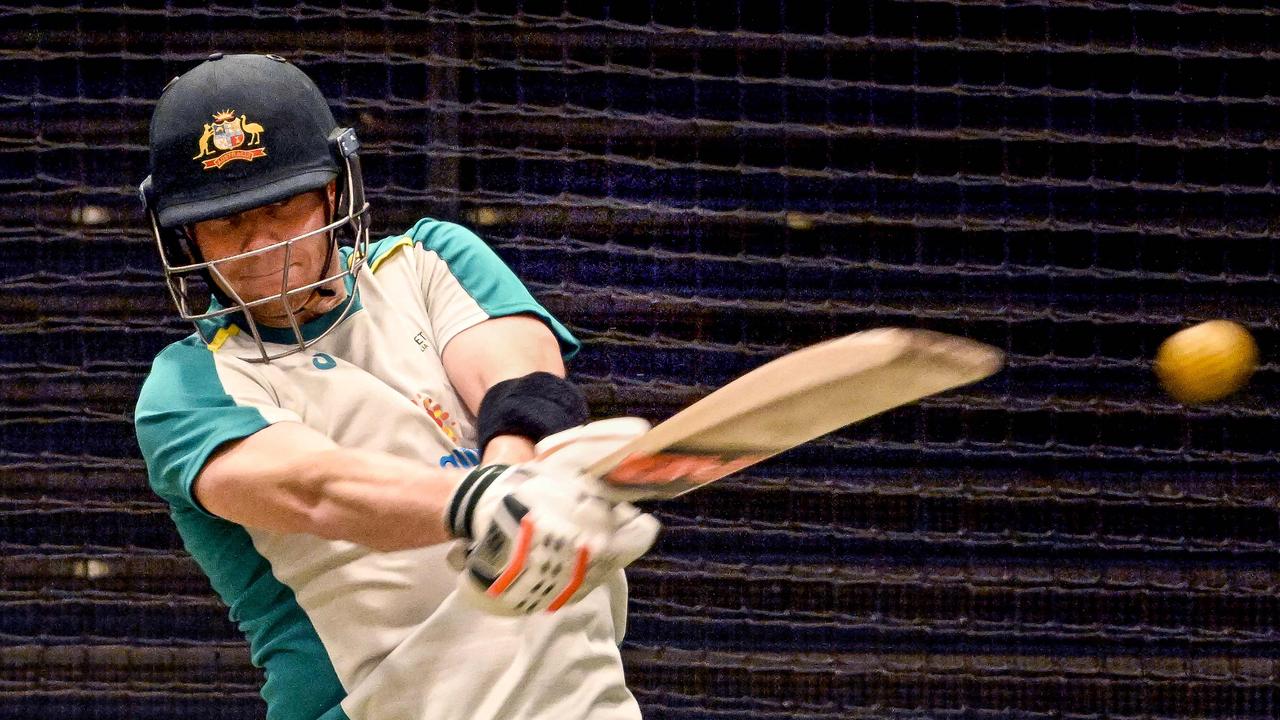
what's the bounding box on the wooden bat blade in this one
[586,328,1004,501]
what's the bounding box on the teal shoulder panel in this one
[134,336,271,515]
[169,507,348,720]
[404,218,582,360]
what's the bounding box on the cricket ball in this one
[1154,320,1258,405]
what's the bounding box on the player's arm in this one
[441,313,579,464]
[194,417,660,615]
[194,421,463,552]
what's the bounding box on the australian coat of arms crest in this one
[195,109,267,170]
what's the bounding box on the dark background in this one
[3,2,1278,718]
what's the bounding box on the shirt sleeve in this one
[405,219,581,360]
[134,337,301,517]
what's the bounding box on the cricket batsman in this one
[133,53,659,720]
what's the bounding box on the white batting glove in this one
[443,418,660,615]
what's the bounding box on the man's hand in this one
[444,418,660,615]
[452,466,658,615]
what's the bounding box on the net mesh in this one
[3,1,1279,717]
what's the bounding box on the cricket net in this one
[2,1,1277,717]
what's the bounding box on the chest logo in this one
[439,448,481,469]
[311,352,337,370]
[414,332,431,353]
[416,393,461,444]
[195,109,267,170]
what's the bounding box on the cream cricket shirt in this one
[134,219,639,720]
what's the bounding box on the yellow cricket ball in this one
[1154,320,1259,405]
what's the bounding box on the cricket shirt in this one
[134,218,640,720]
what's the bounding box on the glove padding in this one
[445,418,660,616]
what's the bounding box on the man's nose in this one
[240,224,286,254]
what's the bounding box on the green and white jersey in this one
[135,219,639,720]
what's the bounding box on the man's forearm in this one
[299,448,465,551]
[196,423,465,552]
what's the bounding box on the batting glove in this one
[444,419,660,615]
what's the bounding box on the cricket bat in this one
[577,328,1003,502]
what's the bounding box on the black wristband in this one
[446,464,509,539]
[477,371,588,449]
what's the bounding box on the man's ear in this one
[327,180,337,206]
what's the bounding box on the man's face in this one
[192,183,341,327]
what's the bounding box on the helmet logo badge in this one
[211,111,244,150]
[196,109,267,170]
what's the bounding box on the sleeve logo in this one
[195,109,267,170]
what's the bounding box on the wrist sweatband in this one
[477,371,588,449]
[446,464,510,539]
